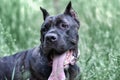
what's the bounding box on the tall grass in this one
[77,0,120,80]
[0,20,18,56]
[0,0,120,80]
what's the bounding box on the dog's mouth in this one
[49,49,77,67]
[48,49,77,79]
[64,50,77,67]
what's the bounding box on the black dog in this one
[0,2,80,80]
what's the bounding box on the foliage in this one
[0,0,120,80]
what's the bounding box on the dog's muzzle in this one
[48,49,78,80]
[45,33,58,43]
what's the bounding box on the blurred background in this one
[0,0,120,80]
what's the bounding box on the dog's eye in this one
[60,23,69,29]
[45,24,50,29]
[41,27,48,33]
[42,24,50,32]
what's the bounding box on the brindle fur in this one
[0,2,80,80]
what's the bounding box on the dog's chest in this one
[30,53,52,79]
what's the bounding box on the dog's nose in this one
[45,33,58,42]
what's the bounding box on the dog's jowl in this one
[0,1,80,80]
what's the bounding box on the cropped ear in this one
[40,7,49,20]
[64,1,80,25]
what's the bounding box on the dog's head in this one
[40,2,80,60]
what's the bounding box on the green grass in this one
[0,0,120,80]
[77,0,120,80]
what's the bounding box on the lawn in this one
[0,0,120,80]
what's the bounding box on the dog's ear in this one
[64,1,76,18]
[64,1,80,25]
[40,7,49,20]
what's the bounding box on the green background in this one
[0,0,120,80]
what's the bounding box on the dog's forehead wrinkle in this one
[54,17,70,26]
[45,14,70,26]
[45,16,53,23]
[44,16,58,26]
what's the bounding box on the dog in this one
[0,1,80,80]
